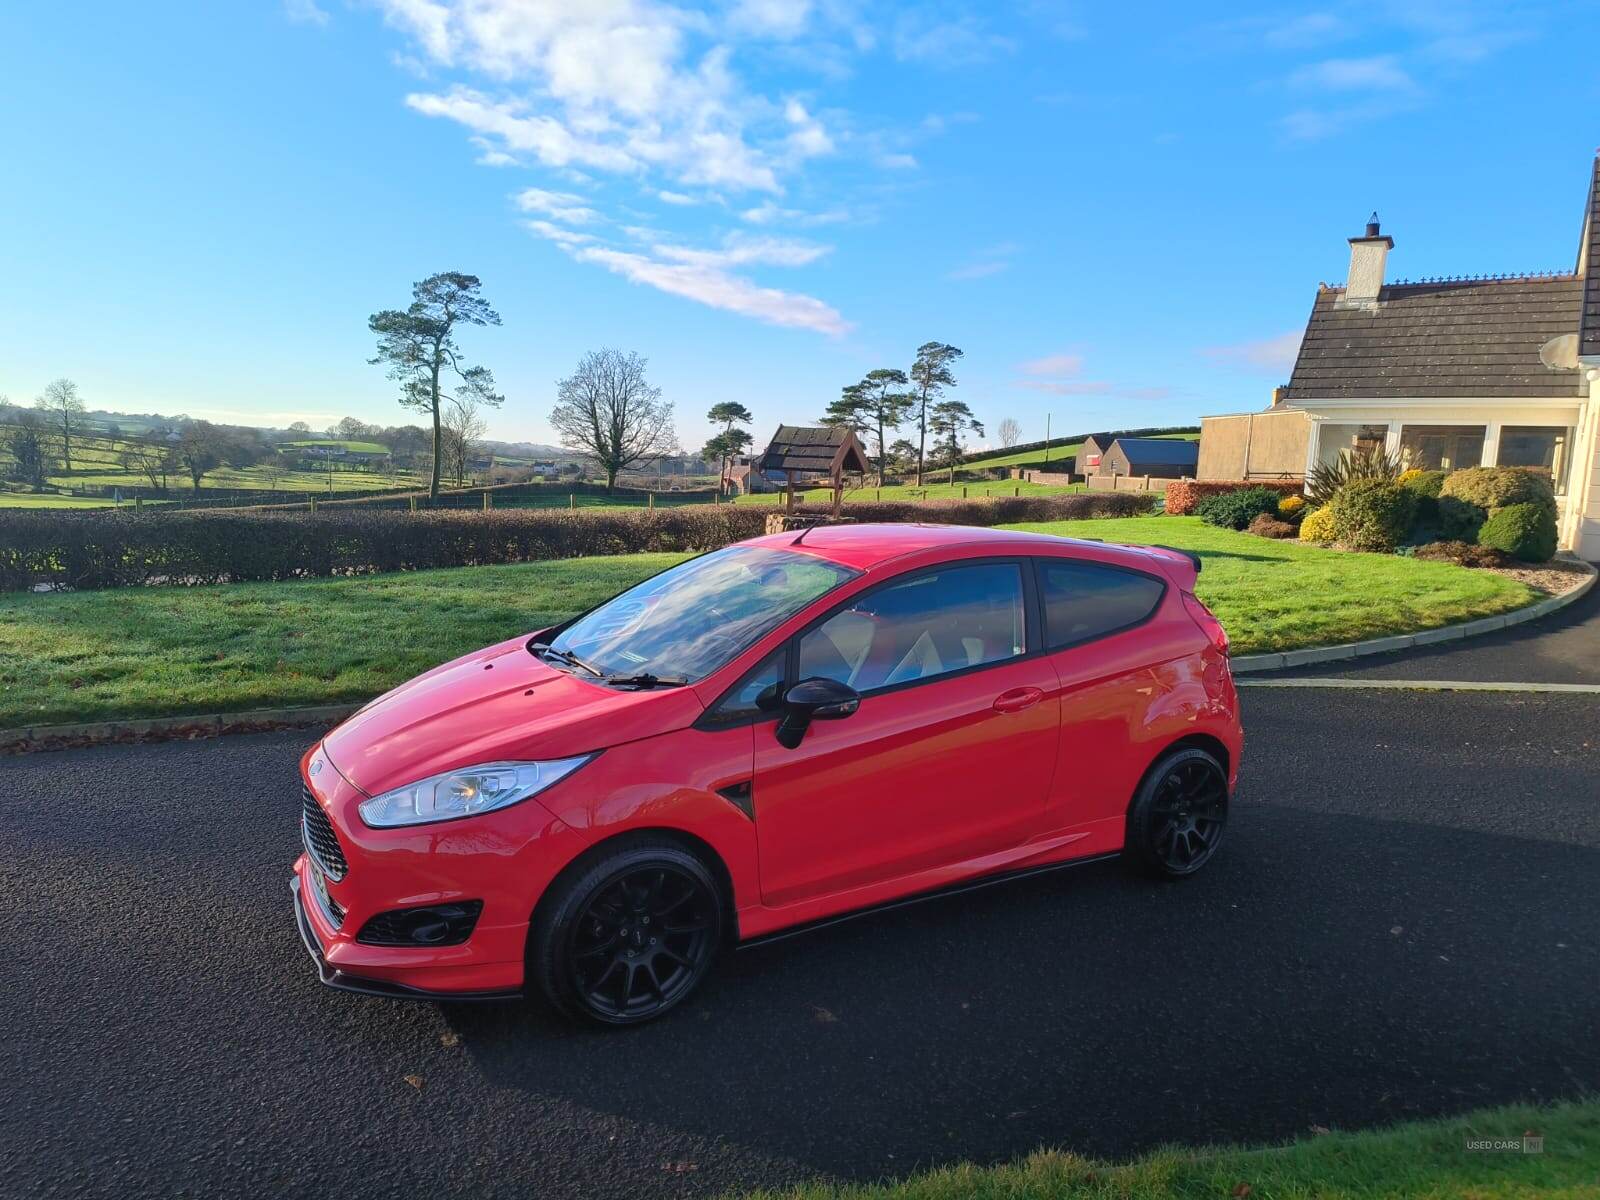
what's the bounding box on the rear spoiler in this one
[1143,544,1202,575]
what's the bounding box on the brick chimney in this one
[1343,211,1393,307]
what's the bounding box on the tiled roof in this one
[757,425,869,475]
[1111,438,1199,467]
[1582,155,1600,357]
[1281,275,1585,400]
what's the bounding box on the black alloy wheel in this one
[1125,747,1229,878]
[530,838,724,1026]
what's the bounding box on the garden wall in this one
[1,491,1155,591]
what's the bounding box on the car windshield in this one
[541,546,858,684]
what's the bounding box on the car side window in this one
[1037,559,1164,649]
[797,563,1025,695]
[703,649,786,725]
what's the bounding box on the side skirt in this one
[735,851,1122,950]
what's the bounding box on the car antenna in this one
[791,522,817,545]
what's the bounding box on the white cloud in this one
[783,98,835,159]
[524,219,597,246]
[1289,54,1416,92]
[1263,12,1344,48]
[656,189,699,205]
[728,0,815,39]
[878,151,918,169]
[406,88,638,172]
[284,0,329,27]
[893,12,1015,66]
[739,200,850,225]
[654,233,830,268]
[514,187,599,224]
[1201,331,1304,372]
[567,245,850,335]
[1017,352,1083,377]
[949,242,1020,280]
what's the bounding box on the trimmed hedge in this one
[1165,479,1303,516]
[0,491,1155,591]
[1195,486,1284,530]
[1412,540,1514,568]
[1439,466,1555,513]
[1246,513,1298,539]
[1477,502,1558,563]
[1326,478,1416,552]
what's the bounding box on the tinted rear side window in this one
[1037,559,1164,649]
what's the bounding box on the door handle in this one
[992,686,1044,714]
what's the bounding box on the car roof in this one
[742,522,1184,576]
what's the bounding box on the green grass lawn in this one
[281,438,389,454]
[0,492,162,509]
[741,1099,1599,1200]
[733,479,1084,505]
[0,516,1535,728]
[1008,516,1534,655]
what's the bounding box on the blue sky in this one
[1,1,1595,453]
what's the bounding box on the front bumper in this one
[290,875,521,1002]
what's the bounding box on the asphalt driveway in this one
[3,689,1597,1199]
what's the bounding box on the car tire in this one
[528,836,725,1026]
[1123,747,1229,879]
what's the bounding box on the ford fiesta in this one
[292,523,1240,1025]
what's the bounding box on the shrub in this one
[1399,469,1448,499]
[1476,502,1558,563]
[1276,494,1307,520]
[1194,486,1284,530]
[1412,540,1515,568]
[1164,479,1303,516]
[0,490,1156,592]
[1436,495,1487,542]
[1440,466,1555,514]
[1307,447,1403,506]
[1246,513,1298,539]
[1298,505,1337,542]
[1327,478,1416,552]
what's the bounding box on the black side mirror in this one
[775,678,861,748]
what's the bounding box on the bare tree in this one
[998,417,1022,448]
[549,349,676,492]
[120,441,174,492]
[441,388,490,487]
[172,420,225,496]
[35,378,87,472]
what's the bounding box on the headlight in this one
[358,756,594,828]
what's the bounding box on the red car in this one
[292,523,1240,1025]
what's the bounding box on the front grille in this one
[357,901,483,947]
[301,786,349,881]
[307,861,346,927]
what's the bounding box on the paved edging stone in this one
[0,703,362,755]
[1237,678,1600,694]
[1229,559,1597,674]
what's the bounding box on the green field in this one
[745,1099,1598,1200]
[733,479,1085,505]
[2,424,426,503]
[281,438,389,454]
[0,492,160,509]
[0,516,1535,728]
[962,431,1199,473]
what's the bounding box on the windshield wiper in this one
[530,643,605,680]
[603,672,688,689]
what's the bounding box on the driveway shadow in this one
[440,806,1600,1180]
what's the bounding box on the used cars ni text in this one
[293,523,1241,1025]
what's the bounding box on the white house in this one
[1209,153,1600,558]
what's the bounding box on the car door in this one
[750,559,1062,908]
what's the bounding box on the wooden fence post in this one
[569,494,576,510]
[648,493,655,513]
[483,491,490,511]
[962,486,968,498]
[309,495,316,514]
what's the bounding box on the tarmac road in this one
[3,689,1597,1199]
